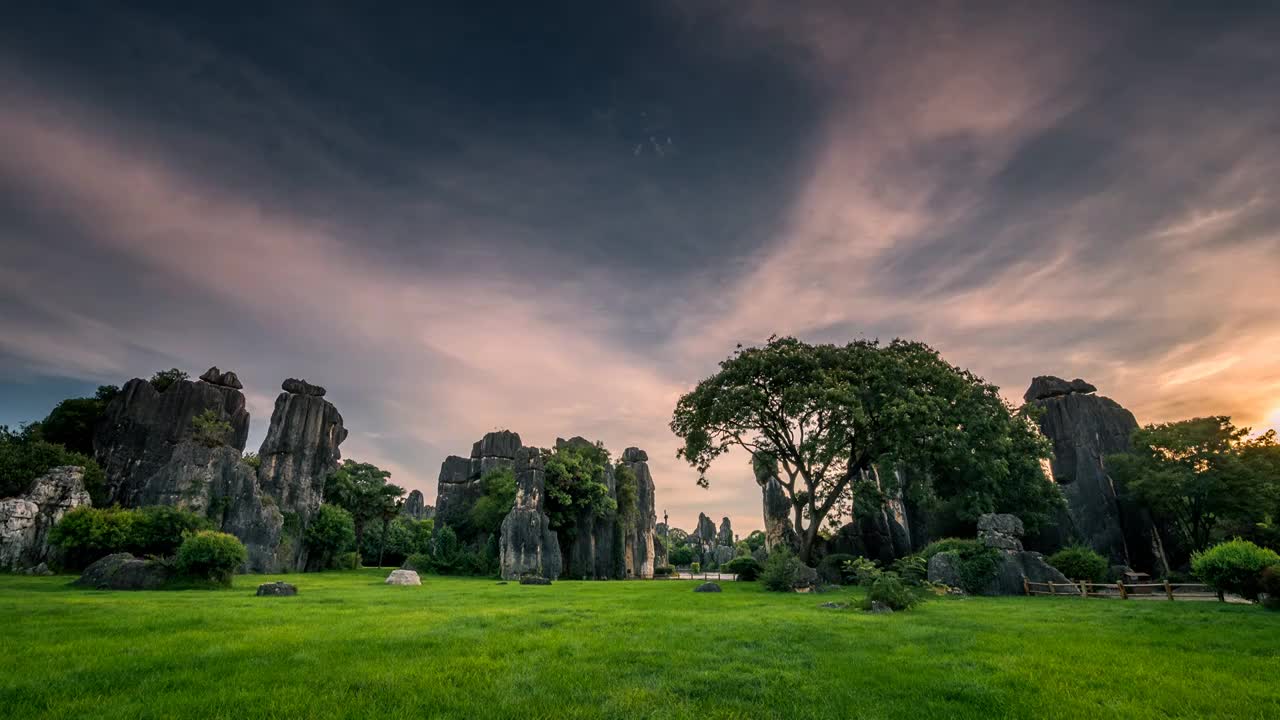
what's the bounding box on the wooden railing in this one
[1024,578,1218,601]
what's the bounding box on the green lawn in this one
[1,570,1276,720]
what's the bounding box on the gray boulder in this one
[978,513,1024,551]
[0,466,92,571]
[75,553,173,590]
[988,551,1072,595]
[199,366,244,390]
[257,382,347,571]
[1023,376,1097,402]
[256,581,297,596]
[519,574,552,585]
[385,569,421,585]
[499,447,562,581]
[280,378,326,397]
[94,375,251,505]
[694,582,722,593]
[26,562,54,576]
[927,551,963,587]
[868,601,894,614]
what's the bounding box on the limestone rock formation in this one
[94,372,250,505]
[256,581,297,596]
[281,378,326,397]
[436,431,520,530]
[928,513,1071,595]
[75,553,173,590]
[199,366,244,390]
[499,447,562,580]
[401,489,432,521]
[717,517,734,547]
[1025,376,1167,571]
[557,437,622,579]
[0,466,91,571]
[978,513,1024,551]
[257,379,348,571]
[620,447,657,578]
[385,568,421,585]
[753,454,799,554]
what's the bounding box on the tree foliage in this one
[148,368,188,393]
[614,463,639,529]
[469,467,517,539]
[305,504,356,564]
[1109,417,1280,552]
[175,531,247,585]
[36,385,119,456]
[544,441,616,536]
[1191,539,1280,601]
[191,409,234,448]
[671,336,1058,560]
[0,424,106,505]
[323,460,404,550]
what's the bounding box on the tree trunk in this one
[378,517,388,568]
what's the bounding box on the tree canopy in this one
[1109,417,1279,552]
[544,441,616,536]
[671,336,1058,561]
[323,460,404,550]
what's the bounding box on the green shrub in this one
[842,556,882,586]
[668,545,694,566]
[863,572,918,611]
[175,531,247,584]
[191,409,233,448]
[331,551,361,570]
[305,504,356,566]
[130,506,213,557]
[653,565,676,577]
[0,425,107,505]
[921,538,1000,594]
[148,368,188,393]
[402,553,431,572]
[1192,539,1280,601]
[690,562,701,574]
[1261,566,1280,610]
[818,553,858,584]
[49,506,137,569]
[891,555,929,586]
[760,548,807,592]
[723,556,763,581]
[1048,545,1109,582]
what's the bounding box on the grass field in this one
[1,570,1277,720]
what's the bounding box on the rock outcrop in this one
[257,378,348,571]
[401,489,432,521]
[717,517,734,547]
[753,454,799,554]
[385,569,421,585]
[928,513,1071,595]
[1025,376,1167,571]
[199,366,244,390]
[0,466,92,571]
[74,553,173,590]
[558,436,622,579]
[256,581,298,596]
[499,447,562,580]
[435,431,520,530]
[620,447,657,578]
[94,370,251,505]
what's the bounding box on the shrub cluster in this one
[50,505,213,569]
[175,531,247,585]
[864,573,917,611]
[842,556,882,586]
[653,565,676,577]
[1261,566,1280,610]
[1192,539,1280,601]
[921,538,1000,594]
[723,556,762,581]
[760,549,811,592]
[1048,545,1109,582]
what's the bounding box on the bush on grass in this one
[175,531,246,585]
[1260,566,1280,610]
[1192,539,1280,601]
[1048,545,1109,582]
[723,556,762,581]
[862,572,918,611]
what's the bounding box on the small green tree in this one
[469,467,517,539]
[323,460,404,551]
[148,368,189,393]
[130,506,213,557]
[191,409,233,448]
[305,504,356,567]
[1109,418,1280,551]
[37,385,119,456]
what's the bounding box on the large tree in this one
[671,336,1057,562]
[323,460,404,552]
[1108,417,1279,552]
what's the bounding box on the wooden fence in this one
[1024,578,1219,601]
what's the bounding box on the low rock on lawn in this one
[385,569,421,585]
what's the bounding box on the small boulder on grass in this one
[519,575,552,585]
[867,601,894,614]
[256,581,297,597]
[74,553,173,590]
[385,569,421,585]
[694,582,721,593]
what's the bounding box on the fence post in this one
[1164,580,1174,601]
[1117,581,1128,600]
[1079,581,1087,598]
[1048,581,1055,596]
[1023,578,1030,596]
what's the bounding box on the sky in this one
[2,2,1279,535]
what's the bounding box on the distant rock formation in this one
[717,517,734,547]
[256,378,348,571]
[499,447,562,580]
[1025,376,1168,572]
[94,369,251,505]
[0,466,91,571]
[401,489,433,521]
[620,447,657,578]
[753,454,799,554]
